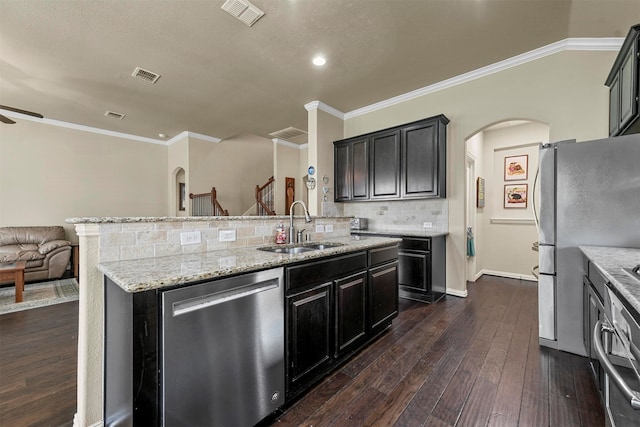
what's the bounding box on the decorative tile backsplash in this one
[96,217,352,262]
[342,199,448,233]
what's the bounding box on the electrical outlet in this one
[219,229,236,242]
[325,224,334,233]
[315,224,325,233]
[423,222,433,229]
[180,231,201,245]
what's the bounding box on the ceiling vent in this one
[131,67,161,84]
[221,0,265,27]
[104,110,126,120]
[269,127,308,140]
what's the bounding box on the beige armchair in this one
[0,226,71,283]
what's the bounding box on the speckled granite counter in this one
[580,246,640,316]
[351,229,449,238]
[98,235,401,293]
[66,215,347,223]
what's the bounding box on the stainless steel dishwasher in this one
[161,268,284,427]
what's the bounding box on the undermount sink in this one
[257,242,344,254]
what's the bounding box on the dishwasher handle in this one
[593,320,640,410]
[172,280,279,316]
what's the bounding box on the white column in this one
[73,224,103,427]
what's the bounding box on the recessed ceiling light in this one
[158,133,166,138]
[312,56,326,66]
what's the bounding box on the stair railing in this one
[189,187,229,216]
[256,176,276,216]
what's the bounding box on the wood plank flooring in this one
[271,276,604,427]
[0,301,78,427]
[0,276,604,426]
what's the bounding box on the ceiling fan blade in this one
[0,114,16,124]
[0,105,43,119]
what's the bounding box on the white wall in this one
[476,121,549,279]
[0,119,168,242]
[274,140,304,215]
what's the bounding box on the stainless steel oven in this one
[593,286,640,426]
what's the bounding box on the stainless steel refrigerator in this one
[537,134,640,356]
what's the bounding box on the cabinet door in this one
[368,262,398,333]
[335,272,367,358]
[370,129,400,199]
[398,250,431,293]
[286,282,333,393]
[619,45,637,130]
[609,75,620,136]
[334,141,351,201]
[402,121,439,198]
[351,138,369,200]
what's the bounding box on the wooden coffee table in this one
[0,260,27,302]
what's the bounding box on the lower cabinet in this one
[285,245,399,399]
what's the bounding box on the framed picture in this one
[504,184,528,208]
[476,177,485,208]
[504,154,528,181]
[178,183,186,211]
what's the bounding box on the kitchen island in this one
[93,222,400,426]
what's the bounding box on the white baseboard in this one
[446,288,468,298]
[73,413,103,427]
[478,269,538,282]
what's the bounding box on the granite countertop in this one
[580,246,640,315]
[66,215,351,224]
[98,235,401,293]
[351,229,449,238]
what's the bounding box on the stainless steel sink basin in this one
[257,242,344,254]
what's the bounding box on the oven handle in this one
[594,320,640,410]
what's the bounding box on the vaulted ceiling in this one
[1,0,638,142]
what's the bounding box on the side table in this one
[0,260,27,302]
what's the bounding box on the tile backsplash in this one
[342,199,448,233]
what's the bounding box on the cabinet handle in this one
[593,320,640,410]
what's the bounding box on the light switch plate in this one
[219,229,236,242]
[325,224,334,232]
[315,224,325,233]
[423,222,433,229]
[180,231,201,245]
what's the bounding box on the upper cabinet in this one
[606,24,640,137]
[333,114,449,202]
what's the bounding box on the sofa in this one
[0,226,71,283]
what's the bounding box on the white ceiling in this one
[1,0,638,143]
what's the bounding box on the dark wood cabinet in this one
[333,114,448,202]
[606,24,640,136]
[369,262,398,333]
[397,235,446,303]
[401,119,447,198]
[287,282,333,391]
[285,244,398,399]
[335,272,367,357]
[370,129,401,199]
[334,136,369,201]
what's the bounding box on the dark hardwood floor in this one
[0,276,604,427]
[0,301,78,427]
[272,276,604,427]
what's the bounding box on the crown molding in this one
[0,108,167,145]
[304,101,345,119]
[272,138,307,149]
[343,37,624,120]
[167,131,221,145]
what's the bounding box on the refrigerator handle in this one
[532,165,540,235]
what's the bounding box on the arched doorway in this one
[464,119,549,283]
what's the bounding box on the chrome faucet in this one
[289,200,312,244]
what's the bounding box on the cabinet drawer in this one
[368,245,398,267]
[399,238,430,251]
[287,252,367,291]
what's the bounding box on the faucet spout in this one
[289,200,312,244]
